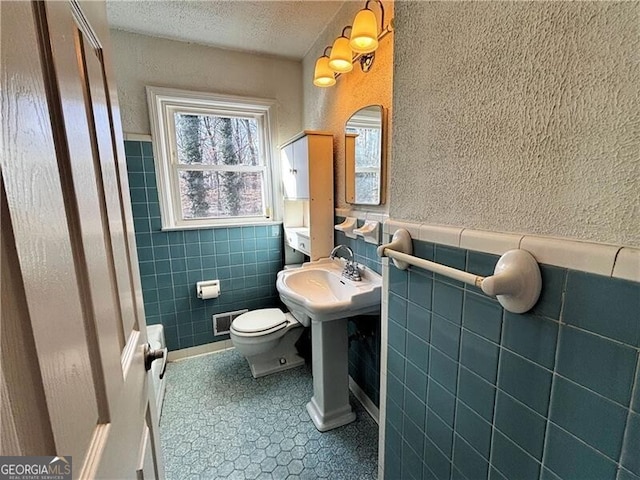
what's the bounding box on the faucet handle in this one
[346,261,362,281]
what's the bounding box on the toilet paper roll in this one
[199,284,220,300]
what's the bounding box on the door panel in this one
[282,142,296,198]
[1,180,57,456]
[293,136,310,199]
[75,25,139,343]
[1,0,100,460]
[136,423,157,480]
[39,0,124,411]
[1,1,163,477]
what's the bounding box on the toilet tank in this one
[147,324,167,416]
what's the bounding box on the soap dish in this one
[334,217,357,239]
[353,220,380,244]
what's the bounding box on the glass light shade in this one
[328,36,353,73]
[349,8,379,53]
[313,56,336,87]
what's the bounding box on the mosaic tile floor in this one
[160,349,379,479]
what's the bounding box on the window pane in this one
[355,172,380,204]
[178,170,265,219]
[351,127,381,169]
[174,113,261,166]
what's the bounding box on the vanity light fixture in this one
[350,1,384,54]
[328,27,353,73]
[312,0,392,88]
[313,46,336,87]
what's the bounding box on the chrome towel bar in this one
[377,229,542,313]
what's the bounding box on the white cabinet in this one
[282,136,310,199]
[281,131,333,261]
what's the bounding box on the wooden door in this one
[1,1,164,478]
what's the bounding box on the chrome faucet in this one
[330,244,353,261]
[329,245,361,281]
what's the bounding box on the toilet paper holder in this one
[196,280,220,299]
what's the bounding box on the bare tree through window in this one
[350,126,381,204]
[174,112,265,219]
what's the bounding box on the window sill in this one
[160,220,283,232]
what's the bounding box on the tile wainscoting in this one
[335,212,388,411]
[379,220,639,480]
[125,140,283,351]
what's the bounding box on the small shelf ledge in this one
[353,220,380,244]
[335,217,357,239]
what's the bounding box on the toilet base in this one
[243,326,305,378]
[248,351,305,378]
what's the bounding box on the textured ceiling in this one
[106,0,346,60]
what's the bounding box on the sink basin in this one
[276,258,382,323]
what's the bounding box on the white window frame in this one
[146,86,281,229]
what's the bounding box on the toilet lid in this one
[232,308,287,334]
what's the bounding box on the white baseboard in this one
[167,340,233,362]
[349,376,379,424]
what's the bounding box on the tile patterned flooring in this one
[160,349,379,479]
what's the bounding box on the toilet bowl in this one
[230,308,307,378]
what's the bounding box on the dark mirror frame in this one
[345,105,387,206]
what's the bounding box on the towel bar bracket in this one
[376,228,412,270]
[482,249,541,313]
[378,229,542,314]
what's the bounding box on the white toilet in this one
[230,307,308,378]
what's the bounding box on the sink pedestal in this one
[275,258,382,431]
[306,317,355,431]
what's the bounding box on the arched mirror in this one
[345,105,385,205]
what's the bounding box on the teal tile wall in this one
[384,238,640,480]
[335,216,383,407]
[125,140,283,351]
[349,315,382,407]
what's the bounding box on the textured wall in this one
[392,2,639,246]
[110,30,303,143]
[302,1,393,211]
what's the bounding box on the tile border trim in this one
[124,133,153,142]
[382,219,639,281]
[349,376,380,424]
[167,339,233,362]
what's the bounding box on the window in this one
[147,87,279,229]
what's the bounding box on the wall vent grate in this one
[212,309,248,336]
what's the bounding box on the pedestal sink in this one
[276,258,382,431]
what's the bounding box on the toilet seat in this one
[231,308,288,336]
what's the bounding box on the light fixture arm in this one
[322,45,332,57]
[364,0,385,32]
[340,25,352,38]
